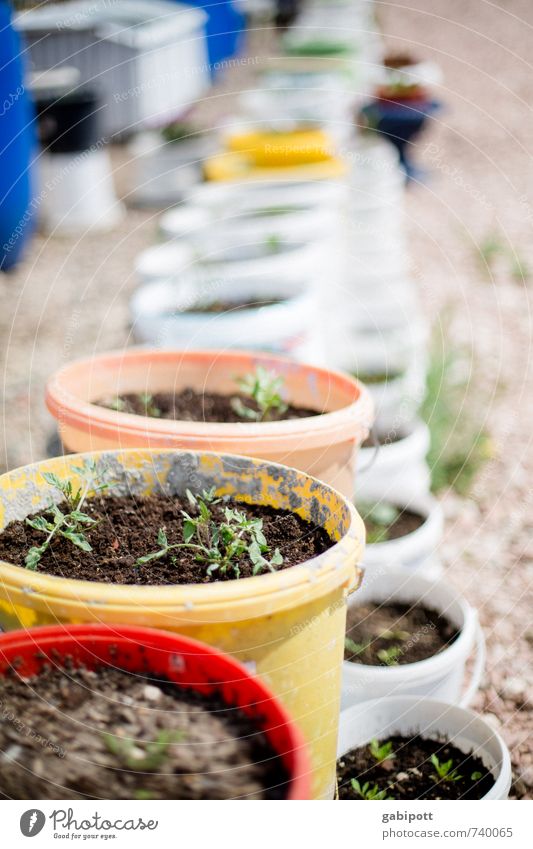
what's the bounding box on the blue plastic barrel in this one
[0,1,36,271]
[183,0,246,76]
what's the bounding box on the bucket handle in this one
[459,615,486,708]
[358,426,381,475]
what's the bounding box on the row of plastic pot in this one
[0,449,511,800]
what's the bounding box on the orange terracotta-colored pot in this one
[46,349,373,498]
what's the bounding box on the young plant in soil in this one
[137,487,284,579]
[0,663,290,800]
[369,737,394,764]
[96,367,319,424]
[357,500,425,544]
[344,600,458,667]
[24,459,108,570]
[231,365,289,422]
[337,735,494,800]
[350,779,391,800]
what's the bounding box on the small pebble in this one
[142,685,162,702]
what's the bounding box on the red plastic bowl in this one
[0,624,311,800]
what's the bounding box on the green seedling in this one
[350,778,391,800]
[104,729,184,772]
[376,645,403,666]
[430,753,462,783]
[470,771,483,781]
[24,459,108,570]
[231,366,288,422]
[107,396,127,412]
[380,628,411,642]
[477,234,505,270]
[139,393,162,418]
[264,234,283,252]
[369,738,394,764]
[136,488,283,579]
[344,637,370,656]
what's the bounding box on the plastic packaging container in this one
[338,696,511,800]
[135,237,329,286]
[0,449,366,799]
[360,493,444,578]
[45,349,373,498]
[341,568,485,709]
[356,417,431,500]
[0,624,311,799]
[130,276,325,363]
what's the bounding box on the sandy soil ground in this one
[0,0,531,798]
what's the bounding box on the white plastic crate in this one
[16,0,208,138]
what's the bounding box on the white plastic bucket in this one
[134,241,197,286]
[39,149,124,234]
[130,276,324,363]
[338,696,511,800]
[360,493,444,577]
[188,178,350,214]
[341,568,485,709]
[357,417,431,500]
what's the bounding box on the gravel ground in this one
[0,0,531,798]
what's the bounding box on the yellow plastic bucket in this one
[227,128,335,166]
[0,449,365,799]
[203,150,347,182]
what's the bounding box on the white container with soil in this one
[135,235,329,288]
[129,127,216,208]
[356,417,431,500]
[341,567,485,709]
[188,178,350,217]
[337,696,511,800]
[130,276,325,363]
[356,495,444,577]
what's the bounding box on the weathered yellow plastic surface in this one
[0,449,365,799]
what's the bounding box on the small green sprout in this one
[24,459,108,570]
[107,396,127,412]
[380,628,410,642]
[104,729,184,772]
[358,501,400,545]
[470,771,483,781]
[231,366,288,422]
[430,753,463,783]
[136,488,283,579]
[265,233,282,252]
[139,393,161,418]
[369,738,394,764]
[376,645,403,666]
[344,637,370,656]
[350,778,391,800]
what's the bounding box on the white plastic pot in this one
[130,276,324,363]
[188,178,350,215]
[360,493,444,578]
[208,202,340,245]
[338,696,511,800]
[39,149,124,234]
[158,205,212,245]
[357,417,431,500]
[129,132,213,207]
[197,236,330,285]
[134,241,197,286]
[341,568,485,709]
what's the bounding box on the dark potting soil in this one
[337,735,494,800]
[363,508,425,544]
[0,494,333,585]
[96,388,321,423]
[181,297,283,314]
[344,602,459,666]
[0,663,290,800]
